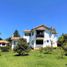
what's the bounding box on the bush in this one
[0,46,10,52]
[39,47,53,54]
[0,50,1,56]
[62,42,67,56]
[44,47,53,54]
[56,47,64,59]
[14,38,31,56]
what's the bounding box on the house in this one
[11,37,20,49]
[23,25,57,49]
[0,40,9,47]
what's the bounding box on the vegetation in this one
[0,31,67,67]
[58,34,67,56]
[0,46,11,52]
[39,47,53,54]
[14,38,31,56]
[58,34,67,46]
[6,37,12,43]
[0,49,67,67]
[0,37,3,40]
[13,30,20,37]
[0,50,1,56]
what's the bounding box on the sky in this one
[0,0,67,39]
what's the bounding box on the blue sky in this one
[0,0,67,39]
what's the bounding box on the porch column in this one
[12,40,14,50]
[34,30,36,49]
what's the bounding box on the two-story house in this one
[23,25,57,49]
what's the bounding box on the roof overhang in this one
[0,40,9,44]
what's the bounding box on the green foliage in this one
[14,38,31,56]
[6,37,12,43]
[39,47,53,54]
[62,42,67,56]
[0,46,11,52]
[13,30,20,37]
[58,34,64,46]
[0,50,1,56]
[0,38,3,40]
[0,50,67,67]
[58,34,67,56]
[58,34,67,46]
[57,47,64,59]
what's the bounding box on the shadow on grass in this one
[14,54,29,56]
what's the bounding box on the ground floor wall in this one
[30,39,57,49]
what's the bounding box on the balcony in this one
[36,34,44,37]
[36,30,44,38]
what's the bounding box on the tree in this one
[0,38,2,40]
[58,34,67,46]
[0,33,2,40]
[58,34,64,46]
[6,37,12,43]
[13,30,20,37]
[14,38,31,56]
[58,34,67,56]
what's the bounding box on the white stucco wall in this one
[23,36,30,43]
[50,34,57,47]
[43,31,51,47]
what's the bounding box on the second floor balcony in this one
[36,34,44,37]
[36,30,44,38]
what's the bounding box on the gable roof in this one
[11,37,20,40]
[31,25,49,30]
[24,30,31,33]
[24,24,57,34]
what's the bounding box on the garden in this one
[0,31,67,67]
[0,48,67,67]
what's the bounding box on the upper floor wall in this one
[23,25,57,43]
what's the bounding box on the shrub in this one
[39,47,44,53]
[62,42,67,56]
[14,38,31,56]
[39,47,53,54]
[0,46,10,52]
[56,47,64,59]
[43,47,53,54]
[0,50,1,56]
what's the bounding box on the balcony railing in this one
[36,34,44,37]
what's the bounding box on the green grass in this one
[0,49,67,67]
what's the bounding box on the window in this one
[36,40,43,45]
[47,40,49,43]
[2,43,5,46]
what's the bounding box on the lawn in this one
[0,49,67,67]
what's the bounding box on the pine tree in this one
[13,30,20,37]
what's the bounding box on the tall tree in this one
[58,34,67,46]
[0,38,2,40]
[13,30,20,37]
[0,33,2,40]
